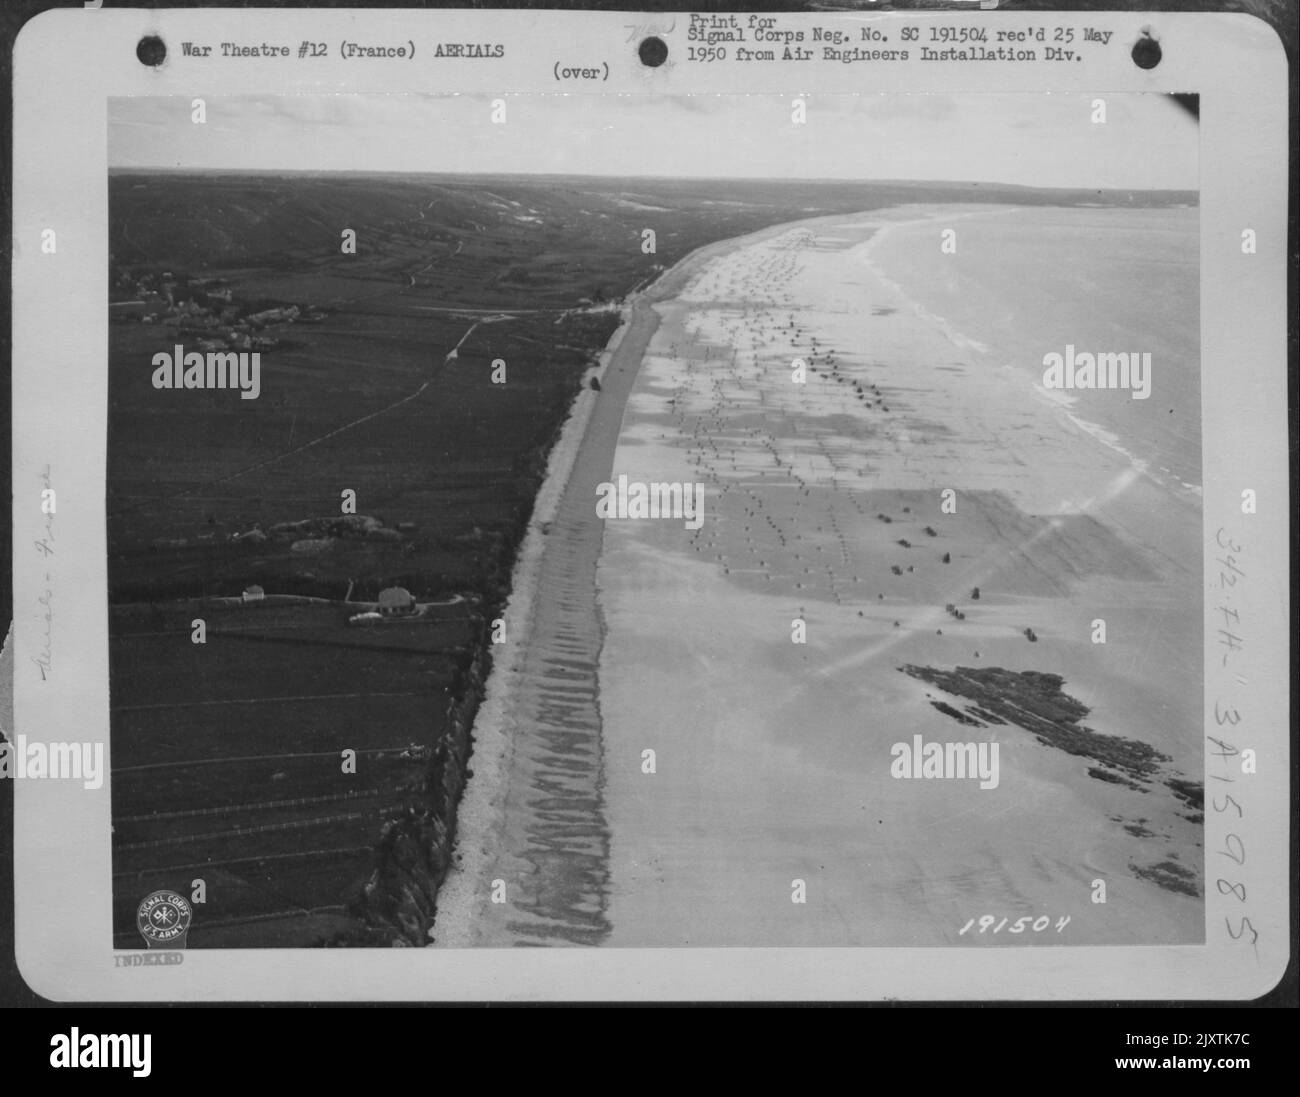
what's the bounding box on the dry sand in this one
[437,205,1203,949]
[597,206,1203,947]
[432,222,817,946]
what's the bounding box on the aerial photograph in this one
[107,92,1202,949]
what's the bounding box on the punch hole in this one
[137,35,167,67]
[1131,29,1161,70]
[638,36,668,67]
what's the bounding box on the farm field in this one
[110,599,477,946]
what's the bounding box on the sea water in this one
[866,205,1201,496]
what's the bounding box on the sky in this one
[109,93,1197,190]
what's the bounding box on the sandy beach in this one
[431,221,821,946]
[438,203,1204,948]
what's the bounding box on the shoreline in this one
[435,202,1202,948]
[860,204,1202,503]
[597,206,1203,946]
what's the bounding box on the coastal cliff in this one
[335,645,488,946]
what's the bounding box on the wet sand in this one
[597,207,1203,947]
[437,205,1203,949]
[432,222,823,946]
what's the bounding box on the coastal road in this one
[432,286,667,945]
[431,219,850,947]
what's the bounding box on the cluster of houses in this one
[110,267,326,353]
[239,581,422,623]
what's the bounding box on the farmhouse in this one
[378,586,416,617]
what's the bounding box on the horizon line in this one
[105,167,1199,195]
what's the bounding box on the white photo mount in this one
[8,6,1290,1001]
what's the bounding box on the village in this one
[167,511,476,623]
[179,512,492,627]
[224,577,471,625]
[110,264,327,353]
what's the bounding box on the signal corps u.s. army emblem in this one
[136,890,192,949]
